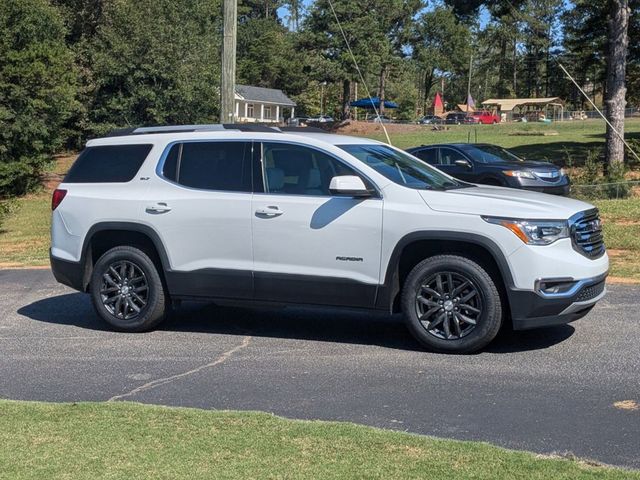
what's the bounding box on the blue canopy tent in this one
[349,97,398,109]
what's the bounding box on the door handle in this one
[145,202,172,214]
[255,206,284,217]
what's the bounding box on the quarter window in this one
[262,143,362,196]
[65,144,152,183]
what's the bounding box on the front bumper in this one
[521,184,570,196]
[504,176,571,196]
[508,273,607,330]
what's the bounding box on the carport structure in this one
[481,97,564,122]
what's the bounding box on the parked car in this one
[418,115,443,125]
[444,112,470,124]
[368,114,392,123]
[307,115,334,123]
[406,143,570,195]
[470,111,500,124]
[51,125,606,353]
[287,116,309,126]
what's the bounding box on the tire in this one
[90,246,168,332]
[401,255,503,353]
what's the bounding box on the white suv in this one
[50,125,608,353]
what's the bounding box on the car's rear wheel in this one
[401,255,503,353]
[90,246,168,332]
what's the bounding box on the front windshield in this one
[461,145,524,163]
[339,144,468,190]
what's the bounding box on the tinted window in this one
[162,144,179,181]
[340,144,466,190]
[412,148,437,165]
[262,143,360,196]
[459,144,524,164]
[65,144,152,183]
[439,148,468,166]
[176,142,251,192]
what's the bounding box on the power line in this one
[326,0,392,145]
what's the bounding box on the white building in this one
[234,85,296,123]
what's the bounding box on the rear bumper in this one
[50,251,86,292]
[508,273,607,330]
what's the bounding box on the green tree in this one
[301,0,420,119]
[237,16,308,95]
[0,0,77,197]
[412,6,471,114]
[86,0,222,134]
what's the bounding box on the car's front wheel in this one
[401,255,503,353]
[90,246,168,332]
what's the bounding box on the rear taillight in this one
[52,189,67,211]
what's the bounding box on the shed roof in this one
[235,85,296,106]
[481,97,563,112]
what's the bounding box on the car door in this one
[147,140,255,299]
[437,147,476,182]
[251,141,383,307]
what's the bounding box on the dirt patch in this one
[609,219,640,226]
[0,263,49,269]
[42,153,78,192]
[606,276,640,284]
[605,249,629,258]
[613,400,639,411]
[335,121,427,136]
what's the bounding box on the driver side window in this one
[439,148,469,166]
[261,143,361,196]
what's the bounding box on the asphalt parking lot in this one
[1,268,639,469]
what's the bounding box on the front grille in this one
[570,209,605,259]
[575,280,606,302]
[533,169,561,183]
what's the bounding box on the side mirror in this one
[329,175,372,197]
[454,159,472,169]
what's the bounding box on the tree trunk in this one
[605,0,630,166]
[497,37,507,97]
[423,69,434,114]
[341,79,351,120]
[378,66,387,116]
[512,37,517,94]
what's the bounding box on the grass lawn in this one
[0,400,637,480]
[356,118,640,165]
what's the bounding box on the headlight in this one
[560,168,567,176]
[503,170,535,179]
[483,217,569,245]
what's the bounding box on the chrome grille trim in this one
[569,209,606,259]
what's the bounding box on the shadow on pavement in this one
[18,293,574,353]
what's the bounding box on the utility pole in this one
[466,55,473,114]
[220,0,237,124]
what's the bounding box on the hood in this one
[419,185,593,219]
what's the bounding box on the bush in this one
[0,198,18,231]
[0,0,77,198]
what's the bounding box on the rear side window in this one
[412,148,437,165]
[65,144,152,183]
[161,142,251,192]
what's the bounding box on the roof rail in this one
[101,123,333,138]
